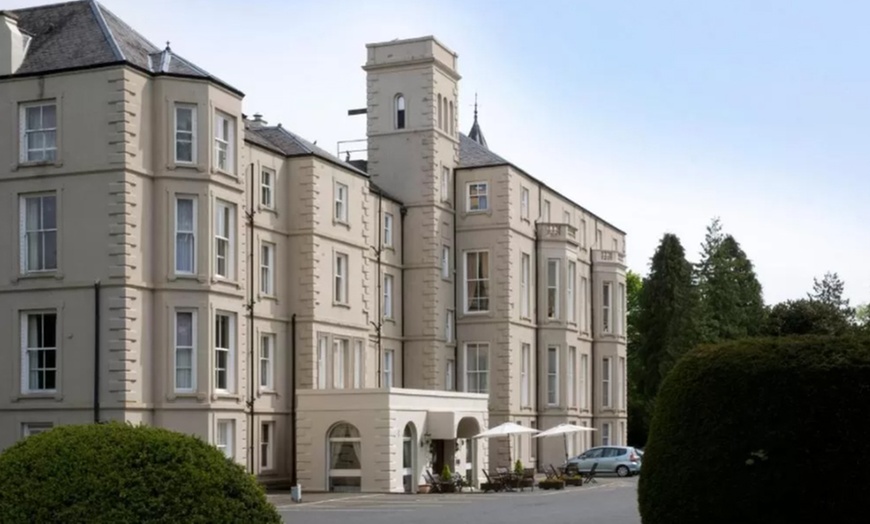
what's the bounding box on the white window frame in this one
[520,186,529,220]
[260,168,275,209]
[602,282,613,334]
[174,196,196,275]
[22,423,53,437]
[602,422,612,446]
[174,310,196,393]
[260,332,275,391]
[446,359,455,390]
[260,421,275,470]
[214,312,235,393]
[395,94,406,129]
[260,241,275,296]
[568,346,577,408]
[214,111,234,173]
[20,193,58,274]
[214,200,235,279]
[441,166,451,202]
[333,338,349,389]
[521,343,531,408]
[441,245,451,279]
[596,229,603,247]
[21,311,58,394]
[602,357,612,408]
[384,213,393,247]
[581,353,589,409]
[543,200,551,222]
[353,340,364,389]
[383,274,394,319]
[20,101,57,163]
[580,276,589,333]
[174,103,196,164]
[520,253,530,319]
[334,252,349,305]
[563,210,571,224]
[334,181,348,223]
[612,238,619,252]
[384,349,395,388]
[445,310,455,344]
[466,182,489,212]
[547,346,559,407]
[216,419,234,459]
[547,259,560,320]
[567,261,576,324]
[464,343,489,394]
[464,250,490,313]
[317,336,328,389]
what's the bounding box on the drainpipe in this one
[374,191,383,387]
[93,280,101,423]
[451,168,458,391]
[400,205,407,388]
[246,162,257,475]
[290,313,297,487]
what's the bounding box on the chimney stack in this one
[0,11,29,75]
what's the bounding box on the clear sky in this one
[15,0,870,306]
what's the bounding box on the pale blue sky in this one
[16,0,869,306]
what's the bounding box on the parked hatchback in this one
[565,446,642,477]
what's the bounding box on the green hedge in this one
[638,336,870,524]
[0,422,281,524]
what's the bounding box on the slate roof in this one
[6,0,242,95]
[244,121,368,177]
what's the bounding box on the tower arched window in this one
[395,94,406,129]
[437,95,442,129]
[449,101,454,135]
[441,99,447,131]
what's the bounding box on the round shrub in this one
[638,336,870,524]
[0,422,281,523]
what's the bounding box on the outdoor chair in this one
[495,467,516,491]
[546,464,561,480]
[521,467,536,491]
[425,470,443,493]
[481,469,504,493]
[582,462,598,485]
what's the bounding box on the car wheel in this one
[616,465,630,477]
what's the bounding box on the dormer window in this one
[395,95,406,129]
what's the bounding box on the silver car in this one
[565,446,642,477]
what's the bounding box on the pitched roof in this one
[7,0,242,95]
[244,121,368,177]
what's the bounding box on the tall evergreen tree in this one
[809,271,854,321]
[634,234,698,438]
[625,270,645,446]
[696,219,765,343]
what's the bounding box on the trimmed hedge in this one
[638,336,870,524]
[0,422,281,523]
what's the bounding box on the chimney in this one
[248,112,268,128]
[0,11,29,75]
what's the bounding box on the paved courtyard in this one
[275,477,640,524]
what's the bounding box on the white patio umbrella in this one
[533,424,597,463]
[472,422,539,467]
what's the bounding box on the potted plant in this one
[440,464,456,493]
[564,474,583,487]
[418,483,432,494]
[538,477,566,490]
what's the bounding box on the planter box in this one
[564,477,584,486]
[418,484,432,494]
[538,480,566,490]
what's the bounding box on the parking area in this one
[275,477,640,524]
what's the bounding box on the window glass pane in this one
[42,105,56,128]
[26,106,41,130]
[177,313,193,346]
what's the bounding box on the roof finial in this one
[165,41,171,51]
[468,92,487,148]
[474,92,479,122]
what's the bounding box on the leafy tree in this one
[633,234,698,445]
[696,218,765,343]
[763,299,850,337]
[809,271,854,321]
[857,303,870,327]
[625,270,645,446]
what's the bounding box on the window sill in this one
[333,218,351,229]
[258,205,278,216]
[521,217,530,223]
[171,272,200,281]
[463,310,490,316]
[259,293,278,302]
[16,160,60,170]
[441,276,453,283]
[259,389,279,397]
[465,208,489,215]
[168,392,205,401]
[13,392,62,402]
[384,317,396,324]
[16,271,61,281]
[212,392,241,401]
[333,301,351,309]
[212,277,242,289]
[213,168,238,179]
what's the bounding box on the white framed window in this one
[520,343,530,408]
[260,333,275,391]
[214,313,234,393]
[383,274,394,319]
[543,200,551,222]
[216,419,234,459]
[563,210,571,224]
[445,310,455,343]
[384,213,393,247]
[260,242,275,296]
[174,310,196,392]
[20,101,57,163]
[22,423,53,437]
[214,200,235,279]
[437,95,442,129]
[521,253,530,319]
[260,422,275,470]
[602,422,611,446]
[612,238,619,252]
[446,359,455,390]
[619,283,626,336]
[21,311,58,393]
[449,100,455,135]
[465,251,490,313]
[580,219,587,247]
[466,182,488,212]
[547,346,559,406]
[334,252,348,304]
[580,277,589,332]
[174,104,196,164]
[384,349,395,388]
[581,353,589,409]
[619,356,626,410]
[175,196,196,275]
[602,357,612,408]
[333,338,348,389]
[317,336,327,389]
[602,282,612,334]
[464,343,489,393]
[329,422,362,491]
[520,186,529,220]
[214,111,234,173]
[596,229,603,247]
[547,259,560,319]
[568,346,577,408]
[441,166,451,202]
[20,193,58,273]
[441,245,451,279]
[334,181,348,222]
[353,340,364,389]
[395,94,406,129]
[567,261,576,323]
[260,168,274,208]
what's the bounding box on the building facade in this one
[0,1,626,492]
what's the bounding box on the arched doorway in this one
[457,417,482,487]
[327,422,361,492]
[402,423,416,493]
